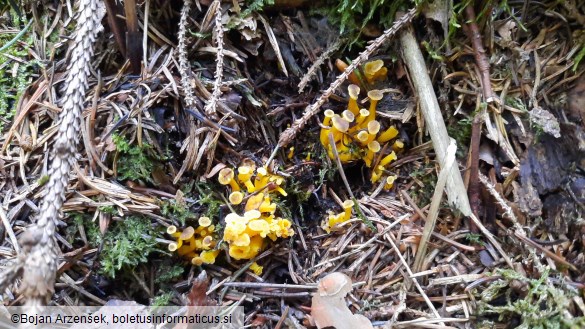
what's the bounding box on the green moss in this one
[152,292,174,307]
[160,199,195,226]
[155,264,185,284]
[87,215,159,278]
[112,134,157,183]
[477,268,585,328]
[0,17,38,132]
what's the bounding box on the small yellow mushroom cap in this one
[191,257,204,266]
[342,110,355,122]
[367,120,381,135]
[365,60,384,75]
[225,212,244,224]
[342,199,355,210]
[368,141,381,152]
[218,168,235,185]
[202,236,213,248]
[357,131,369,142]
[332,117,349,133]
[359,109,370,117]
[368,90,384,101]
[249,262,264,276]
[167,225,177,235]
[238,165,252,177]
[245,193,264,211]
[348,84,360,100]
[179,226,195,240]
[198,216,212,227]
[200,250,218,264]
[324,109,335,118]
[233,233,251,247]
[249,219,271,237]
[257,166,268,176]
[384,175,397,189]
[244,209,262,221]
[168,242,178,252]
[229,191,244,205]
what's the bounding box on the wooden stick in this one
[399,26,472,216]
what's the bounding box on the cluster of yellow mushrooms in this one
[166,217,220,266]
[166,162,294,271]
[320,62,401,231]
[166,60,401,267]
[320,83,401,189]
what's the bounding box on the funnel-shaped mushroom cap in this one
[332,117,349,133]
[342,110,355,122]
[342,199,355,210]
[238,165,252,176]
[357,131,369,142]
[199,216,212,227]
[229,191,244,205]
[368,141,381,152]
[167,225,177,235]
[218,168,235,185]
[368,90,383,102]
[348,84,360,100]
[179,226,195,240]
[365,60,384,76]
[244,209,262,221]
[367,120,380,135]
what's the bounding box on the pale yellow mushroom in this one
[367,90,383,123]
[377,126,399,143]
[347,84,360,115]
[218,168,240,191]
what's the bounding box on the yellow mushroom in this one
[229,191,244,205]
[320,110,336,146]
[202,236,214,249]
[367,90,383,123]
[356,131,369,144]
[342,110,355,123]
[259,196,277,213]
[200,250,219,264]
[379,151,397,167]
[249,262,264,276]
[377,126,399,143]
[167,225,180,238]
[384,175,397,190]
[370,167,382,184]
[245,193,264,212]
[198,216,212,227]
[392,140,404,152]
[237,165,255,192]
[254,167,270,191]
[364,141,381,167]
[191,256,204,266]
[364,59,387,84]
[342,200,354,221]
[347,84,360,115]
[244,209,262,221]
[218,168,240,191]
[366,120,381,144]
[331,116,349,143]
[356,109,370,126]
[168,242,179,252]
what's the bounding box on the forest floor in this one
[1,0,585,328]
